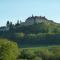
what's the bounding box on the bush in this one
[19,49,36,59]
[0,38,19,60]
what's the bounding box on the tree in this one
[15,20,20,26]
[16,32,25,39]
[20,20,22,24]
[19,49,36,59]
[0,39,19,60]
[6,21,10,27]
[27,34,36,39]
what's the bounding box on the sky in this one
[0,0,60,26]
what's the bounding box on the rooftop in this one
[26,15,48,21]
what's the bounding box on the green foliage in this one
[0,20,60,47]
[27,34,36,39]
[32,57,42,60]
[19,46,60,60]
[16,32,25,39]
[13,22,60,33]
[2,17,60,34]
[0,39,19,60]
[19,49,35,59]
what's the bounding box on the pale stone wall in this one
[20,16,52,26]
[25,17,35,25]
[25,17,48,25]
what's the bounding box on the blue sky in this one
[0,0,60,26]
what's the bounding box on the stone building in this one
[20,15,54,26]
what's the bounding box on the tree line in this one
[0,38,60,60]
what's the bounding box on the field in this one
[18,45,60,60]
[22,45,60,50]
[0,38,60,60]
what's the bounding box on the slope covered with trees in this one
[0,16,60,47]
[0,16,60,60]
[0,38,19,60]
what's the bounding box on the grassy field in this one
[18,45,60,60]
[22,45,60,50]
[0,38,60,60]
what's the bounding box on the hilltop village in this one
[0,15,56,32]
[20,15,54,26]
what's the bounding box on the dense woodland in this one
[0,17,60,47]
[0,16,60,60]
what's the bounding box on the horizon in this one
[0,0,60,26]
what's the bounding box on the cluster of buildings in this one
[20,15,54,26]
[0,15,54,32]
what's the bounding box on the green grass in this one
[22,45,60,50]
[19,45,60,60]
[21,45,60,51]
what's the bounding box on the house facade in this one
[21,16,50,26]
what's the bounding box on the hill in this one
[0,16,60,33]
[13,15,60,33]
[0,16,60,47]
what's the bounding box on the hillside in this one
[0,16,60,33]
[14,16,60,33]
[0,16,60,47]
